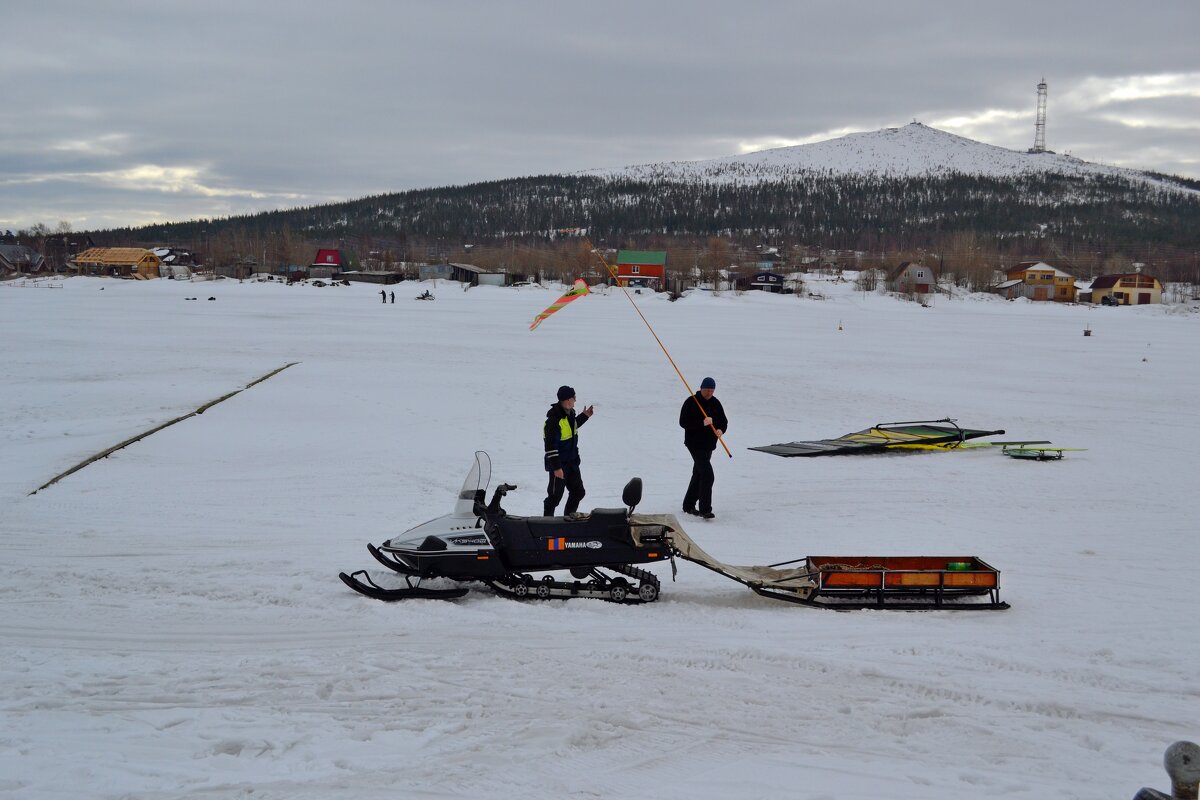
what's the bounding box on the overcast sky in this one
[4,0,1198,232]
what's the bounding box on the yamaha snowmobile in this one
[341,452,1011,610]
[339,452,675,603]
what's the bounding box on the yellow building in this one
[995,261,1076,302]
[73,247,162,278]
[1089,272,1163,305]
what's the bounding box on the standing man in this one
[390,290,395,303]
[543,386,594,517]
[679,377,727,520]
[379,288,386,303]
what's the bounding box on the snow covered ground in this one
[2,275,1197,799]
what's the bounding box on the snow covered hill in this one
[112,122,1200,250]
[583,122,1200,196]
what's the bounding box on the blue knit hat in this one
[557,385,576,402]
[700,377,716,390]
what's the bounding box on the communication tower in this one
[1030,79,1048,154]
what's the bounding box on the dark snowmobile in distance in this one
[339,452,672,603]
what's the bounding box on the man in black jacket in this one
[679,377,727,520]
[543,385,594,516]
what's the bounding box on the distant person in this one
[679,377,727,520]
[390,290,395,303]
[380,288,386,303]
[543,385,594,517]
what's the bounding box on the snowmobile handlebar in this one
[484,483,518,516]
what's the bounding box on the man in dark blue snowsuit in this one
[543,385,594,517]
[679,377,727,520]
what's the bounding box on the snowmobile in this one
[341,452,1010,610]
[339,452,674,603]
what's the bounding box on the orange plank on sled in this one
[808,556,999,590]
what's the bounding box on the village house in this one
[887,262,936,294]
[748,270,786,292]
[217,256,258,279]
[1089,271,1163,305]
[992,261,1076,302]
[417,262,507,286]
[615,250,666,290]
[0,244,47,276]
[310,248,358,279]
[152,247,196,279]
[340,269,402,285]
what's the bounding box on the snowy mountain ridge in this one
[581,122,1199,196]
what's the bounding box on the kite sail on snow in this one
[749,419,1004,457]
[530,279,590,331]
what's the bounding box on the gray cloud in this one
[3,0,1198,230]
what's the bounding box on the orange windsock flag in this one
[529,279,590,331]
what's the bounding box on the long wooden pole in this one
[595,252,732,458]
[30,362,299,495]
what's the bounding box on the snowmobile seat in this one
[519,510,629,540]
[586,507,629,525]
[523,515,592,538]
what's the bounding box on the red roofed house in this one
[310,248,357,278]
[615,250,666,290]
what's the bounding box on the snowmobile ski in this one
[338,570,468,601]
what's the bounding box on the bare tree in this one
[698,237,730,290]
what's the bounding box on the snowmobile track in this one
[487,564,661,604]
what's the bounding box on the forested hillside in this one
[83,124,1200,279]
[99,171,1200,257]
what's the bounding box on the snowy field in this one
[2,274,1198,799]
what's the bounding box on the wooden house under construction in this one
[73,248,162,278]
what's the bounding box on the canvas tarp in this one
[630,513,816,597]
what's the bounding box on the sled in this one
[796,555,1007,609]
[667,529,1007,610]
[1003,445,1086,461]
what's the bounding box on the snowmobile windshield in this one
[453,451,491,518]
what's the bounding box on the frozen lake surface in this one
[2,275,1197,799]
